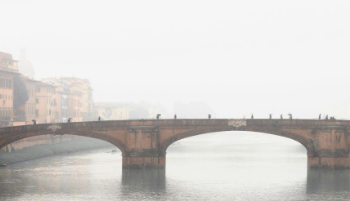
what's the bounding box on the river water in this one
[1,132,350,201]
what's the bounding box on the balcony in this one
[0,66,18,73]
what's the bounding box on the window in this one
[36,98,39,104]
[36,86,40,92]
[0,78,12,89]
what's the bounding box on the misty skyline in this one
[1,0,349,119]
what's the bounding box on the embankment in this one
[0,137,115,166]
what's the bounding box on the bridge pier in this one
[308,156,350,169]
[122,155,165,168]
[306,126,350,169]
[122,125,165,168]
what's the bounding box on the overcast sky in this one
[1,0,349,119]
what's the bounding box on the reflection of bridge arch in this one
[0,119,349,169]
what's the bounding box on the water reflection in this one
[122,169,166,190]
[307,169,350,193]
[121,169,166,200]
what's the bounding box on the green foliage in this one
[13,75,29,108]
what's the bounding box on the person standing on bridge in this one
[208,114,211,119]
[269,114,272,119]
[280,114,283,119]
[288,114,292,119]
[174,114,177,119]
[251,114,254,119]
[68,118,71,123]
[319,114,321,120]
[157,114,161,120]
[32,119,36,125]
[325,115,328,120]
[98,116,101,121]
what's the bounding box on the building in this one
[0,52,19,73]
[24,78,38,124]
[95,102,129,120]
[42,77,93,122]
[0,52,19,127]
[128,101,163,119]
[60,77,93,121]
[67,84,83,122]
[42,78,69,122]
[35,81,59,123]
[18,49,35,79]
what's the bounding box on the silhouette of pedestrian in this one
[32,119,36,125]
[319,114,321,120]
[280,114,283,119]
[208,114,211,119]
[174,114,177,119]
[68,118,71,123]
[288,114,292,119]
[269,114,272,119]
[325,115,328,120]
[98,116,101,121]
[156,114,161,120]
[251,114,254,119]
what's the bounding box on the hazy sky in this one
[1,0,349,118]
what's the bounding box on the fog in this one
[1,0,350,119]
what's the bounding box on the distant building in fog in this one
[60,77,94,121]
[35,81,59,123]
[18,49,35,79]
[0,51,19,127]
[173,101,214,119]
[23,78,38,124]
[95,102,129,120]
[43,77,94,122]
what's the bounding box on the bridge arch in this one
[0,130,126,154]
[161,129,313,156]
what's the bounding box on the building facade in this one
[0,52,18,127]
[60,77,93,121]
[24,78,37,124]
[35,81,59,123]
[43,77,93,122]
[95,102,129,120]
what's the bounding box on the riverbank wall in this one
[0,137,115,166]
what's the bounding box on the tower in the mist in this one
[18,49,35,79]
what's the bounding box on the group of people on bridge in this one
[29,113,337,125]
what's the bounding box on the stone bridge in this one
[0,119,349,169]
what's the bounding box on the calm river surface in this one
[1,132,350,201]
